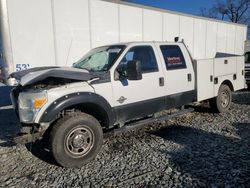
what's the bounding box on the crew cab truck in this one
[10,41,245,168]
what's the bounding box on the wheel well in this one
[64,103,110,129]
[221,80,234,91]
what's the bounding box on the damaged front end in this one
[11,86,51,144]
[10,67,100,144]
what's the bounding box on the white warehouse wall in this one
[6,0,248,69]
[7,0,56,68]
[53,0,91,67]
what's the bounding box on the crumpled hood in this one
[9,66,99,86]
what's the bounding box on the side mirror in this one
[126,60,142,80]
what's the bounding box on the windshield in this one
[245,52,250,64]
[73,45,125,72]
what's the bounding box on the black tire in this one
[209,84,232,113]
[50,112,103,168]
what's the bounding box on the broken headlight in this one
[18,91,47,123]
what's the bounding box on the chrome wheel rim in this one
[65,126,94,158]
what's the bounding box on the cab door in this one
[111,44,166,123]
[156,44,195,109]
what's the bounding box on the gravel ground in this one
[0,91,249,188]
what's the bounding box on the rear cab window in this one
[160,45,187,70]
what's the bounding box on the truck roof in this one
[102,41,181,47]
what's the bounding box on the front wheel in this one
[50,112,103,168]
[209,84,232,113]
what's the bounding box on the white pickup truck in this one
[10,41,245,168]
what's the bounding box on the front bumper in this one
[13,131,45,144]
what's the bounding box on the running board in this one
[114,108,194,134]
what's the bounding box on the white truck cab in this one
[10,41,245,168]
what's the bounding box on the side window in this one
[121,46,158,73]
[160,45,187,70]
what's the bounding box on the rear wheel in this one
[209,84,232,113]
[50,112,103,168]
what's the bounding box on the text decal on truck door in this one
[160,45,187,70]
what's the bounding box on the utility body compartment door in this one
[111,44,166,123]
[214,57,237,77]
[156,43,196,108]
[194,59,214,102]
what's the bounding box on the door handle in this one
[210,75,213,82]
[159,77,164,87]
[187,74,192,82]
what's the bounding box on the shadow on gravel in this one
[187,101,216,114]
[190,105,215,114]
[0,109,19,147]
[150,123,250,187]
[26,141,58,166]
[233,91,250,105]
